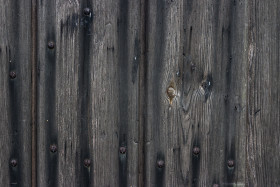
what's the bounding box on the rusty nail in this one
[227,159,234,168]
[157,160,165,168]
[10,159,17,167]
[9,71,16,79]
[193,146,200,155]
[84,159,91,167]
[49,144,57,153]
[119,146,126,154]
[48,41,55,49]
[83,8,91,16]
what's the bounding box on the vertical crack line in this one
[31,0,37,186]
[138,0,148,186]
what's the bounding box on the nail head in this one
[157,160,165,168]
[227,159,234,168]
[119,146,126,154]
[193,146,200,155]
[83,8,91,16]
[9,71,16,79]
[48,41,55,49]
[84,159,91,167]
[10,159,17,167]
[49,144,57,153]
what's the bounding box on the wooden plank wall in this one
[0,0,279,187]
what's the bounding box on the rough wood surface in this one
[143,0,279,187]
[246,1,280,186]
[0,0,32,186]
[36,0,140,186]
[1,0,280,186]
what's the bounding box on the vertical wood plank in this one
[144,0,184,186]
[37,0,58,185]
[144,0,248,186]
[246,0,280,186]
[0,0,32,186]
[37,0,140,186]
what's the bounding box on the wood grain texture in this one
[0,0,32,186]
[1,0,280,186]
[36,0,140,186]
[142,0,278,186]
[246,0,280,186]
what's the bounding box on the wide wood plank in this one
[143,0,248,186]
[37,0,140,186]
[0,0,32,186]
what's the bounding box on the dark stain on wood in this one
[153,0,166,104]
[9,49,22,185]
[145,1,167,184]
[1,0,32,185]
[117,0,129,185]
[60,13,79,36]
[225,25,232,93]
[212,0,221,93]
[45,30,58,187]
[78,1,93,186]
[152,0,166,162]
[8,0,23,184]
[223,1,236,185]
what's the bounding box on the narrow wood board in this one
[246,0,280,186]
[0,0,32,186]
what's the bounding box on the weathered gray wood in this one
[37,0,140,186]
[246,1,280,186]
[143,0,249,186]
[0,0,32,186]
[144,1,186,186]
[1,0,280,186]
